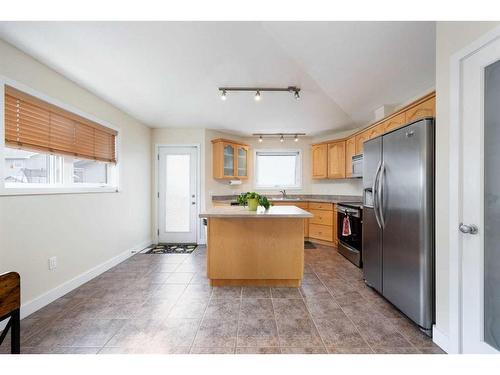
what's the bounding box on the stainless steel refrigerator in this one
[362,117,434,335]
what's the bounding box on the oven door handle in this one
[372,161,382,228]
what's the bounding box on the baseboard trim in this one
[432,325,450,353]
[1,238,152,329]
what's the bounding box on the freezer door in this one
[362,137,383,291]
[363,137,382,208]
[381,118,434,331]
[362,207,383,292]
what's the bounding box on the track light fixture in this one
[218,86,301,101]
[220,89,227,101]
[253,133,306,143]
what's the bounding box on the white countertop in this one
[199,205,313,218]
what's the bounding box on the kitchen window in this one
[0,82,119,195]
[254,150,302,189]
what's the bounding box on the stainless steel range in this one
[336,202,363,267]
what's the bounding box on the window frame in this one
[0,76,120,196]
[253,149,303,190]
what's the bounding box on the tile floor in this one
[0,244,444,354]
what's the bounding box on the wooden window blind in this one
[4,86,117,163]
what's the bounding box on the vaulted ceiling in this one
[0,21,436,135]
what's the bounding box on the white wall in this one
[434,21,500,343]
[0,39,152,306]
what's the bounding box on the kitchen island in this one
[200,205,313,287]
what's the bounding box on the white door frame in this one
[154,144,202,244]
[448,25,500,354]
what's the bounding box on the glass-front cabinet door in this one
[237,146,248,178]
[223,143,235,177]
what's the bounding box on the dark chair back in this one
[0,272,21,354]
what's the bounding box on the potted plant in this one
[237,192,272,211]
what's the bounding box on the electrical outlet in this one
[48,256,57,270]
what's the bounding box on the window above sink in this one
[254,150,302,190]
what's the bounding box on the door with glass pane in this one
[237,145,248,178]
[461,36,500,353]
[223,143,235,177]
[158,146,198,244]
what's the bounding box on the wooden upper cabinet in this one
[345,136,356,178]
[405,96,436,123]
[212,139,249,179]
[311,144,328,179]
[367,123,384,139]
[354,130,370,155]
[327,141,346,179]
[383,112,406,133]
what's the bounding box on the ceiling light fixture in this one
[218,86,301,101]
[253,133,306,142]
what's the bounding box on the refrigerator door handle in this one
[377,161,386,228]
[372,161,382,228]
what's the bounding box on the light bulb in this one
[220,90,227,101]
[294,135,299,142]
[280,135,284,143]
[258,136,263,143]
[254,91,261,101]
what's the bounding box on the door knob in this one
[459,223,479,235]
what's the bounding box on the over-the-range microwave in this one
[351,154,363,178]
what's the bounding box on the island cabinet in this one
[272,201,309,237]
[212,138,249,179]
[201,205,313,287]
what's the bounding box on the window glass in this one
[255,151,301,188]
[4,147,61,184]
[73,159,108,184]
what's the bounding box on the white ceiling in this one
[0,21,436,135]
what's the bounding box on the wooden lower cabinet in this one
[307,203,337,246]
[308,223,333,242]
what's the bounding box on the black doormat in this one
[304,241,316,249]
[146,243,197,254]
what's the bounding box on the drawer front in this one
[308,202,333,211]
[308,223,333,242]
[309,209,333,226]
[272,201,309,210]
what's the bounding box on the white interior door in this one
[460,35,500,354]
[158,146,198,244]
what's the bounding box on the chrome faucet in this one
[279,189,287,199]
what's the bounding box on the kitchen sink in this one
[271,197,302,201]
